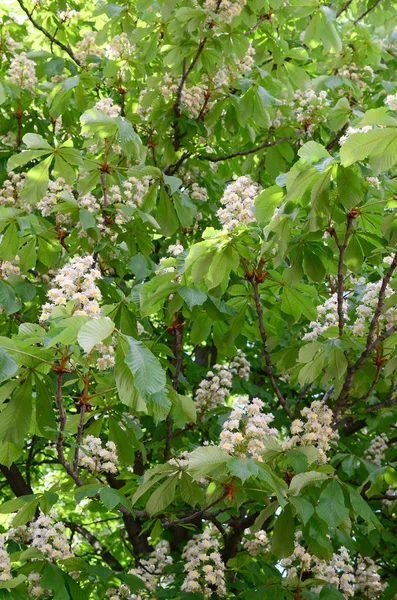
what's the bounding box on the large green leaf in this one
[316,479,349,528]
[188,446,230,478]
[0,347,17,382]
[77,317,115,353]
[340,128,397,171]
[124,336,166,395]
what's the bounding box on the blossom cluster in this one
[40,255,102,321]
[339,125,372,145]
[95,97,121,118]
[8,51,37,92]
[355,555,387,597]
[27,572,49,598]
[284,400,338,463]
[364,433,388,466]
[95,340,116,371]
[0,534,11,581]
[289,88,330,134]
[219,395,278,460]
[230,352,251,380]
[160,75,211,119]
[0,256,21,280]
[242,529,270,555]
[194,363,233,412]
[8,513,73,562]
[353,280,397,337]
[303,293,346,341]
[181,527,227,597]
[216,175,262,230]
[80,436,119,474]
[129,540,174,592]
[0,171,27,209]
[204,0,246,23]
[281,534,355,598]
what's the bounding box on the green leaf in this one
[80,108,118,137]
[178,286,207,310]
[146,474,178,515]
[0,575,27,590]
[0,347,17,382]
[319,585,346,599]
[254,186,283,222]
[0,442,22,468]
[189,446,230,478]
[77,317,115,354]
[0,281,20,316]
[271,504,295,558]
[0,378,32,446]
[116,117,142,158]
[227,456,259,482]
[347,485,380,528]
[290,496,314,525]
[124,336,166,396]
[340,128,397,171]
[114,356,147,413]
[289,471,329,495]
[316,479,349,528]
[12,498,39,527]
[99,487,126,510]
[298,141,330,163]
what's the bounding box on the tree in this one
[0,0,396,597]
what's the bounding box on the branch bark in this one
[16,0,81,66]
[252,279,293,418]
[65,522,123,571]
[198,132,302,163]
[354,0,383,23]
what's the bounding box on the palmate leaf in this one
[316,479,349,528]
[124,336,166,396]
[77,317,115,353]
[340,128,397,172]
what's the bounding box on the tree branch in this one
[332,214,355,336]
[0,463,33,497]
[165,318,184,461]
[354,0,383,23]
[252,279,293,418]
[198,132,302,163]
[65,522,123,571]
[16,0,81,66]
[336,0,353,18]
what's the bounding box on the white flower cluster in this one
[0,171,26,209]
[180,168,209,201]
[364,433,388,466]
[181,527,227,597]
[106,584,135,600]
[80,436,119,474]
[242,529,270,555]
[234,43,255,74]
[95,98,121,118]
[367,176,381,188]
[353,280,397,337]
[95,340,116,370]
[386,93,397,110]
[230,352,251,380]
[37,178,73,217]
[195,363,233,412]
[289,88,330,134]
[219,395,278,460]
[303,293,346,341]
[40,255,102,321]
[355,555,387,597]
[204,0,247,23]
[216,175,262,230]
[129,540,174,592]
[0,535,11,581]
[339,125,372,145]
[75,31,104,65]
[0,132,17,148]
[28,513,73,561]
[8,51,37,92]
[160,75,211,118]
[27,572,49,598]
[167,244,184,257]
[284,400,338,464]
[104,33,134,60]
[337,62,369,90]
[384,482,397,507]
[109,175,154,220]
[0,256,21,280]
[281,534,354,598]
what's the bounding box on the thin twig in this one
[65,522,123,571]
[163,491,228,528]
[354,0,383,23]
[198,132,302,163]
[252,280,293,418]
[245,13,271,36]
[16,0,81,66]
[332,214,355,336]
[73,403,86,473]
[336,0,353,18]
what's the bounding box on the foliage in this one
[0,0,397,598]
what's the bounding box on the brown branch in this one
[0,463,33,497]
[252,279,293,418]
[100,170,109,207]
[165,317,184,461]
[335,253,397,409]
[336,0,353,17]
[198,131,302,163]
[65,522,123,571]
[163,491,228,528]
[245,13,271,36]
[73,403,87,473]
[163,151,191,176]
[16,0,81,66]
[354,0,383,23]
[332,214,355,336]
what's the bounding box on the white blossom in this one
[128,540,174,592]
[181,527,227,597]
[8,52,37,92]
[364,433,388,466]
[355,555,387,597]
[0,535,11,581]
[217,175,262,230]
[80,435,119,474]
